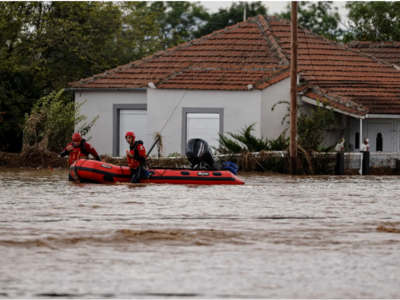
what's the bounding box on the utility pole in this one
[243,2,246,21]
[290,1,298,175]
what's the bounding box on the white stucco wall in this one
[147,89,262,155]
[260,77,291,139]
[75,90,147,156]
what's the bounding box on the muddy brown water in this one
[1,168,400,298]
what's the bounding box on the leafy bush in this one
[297,101,338,151]
[167,152,183,158]
[22,89,98,153]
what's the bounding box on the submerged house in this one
[68,15,400,156]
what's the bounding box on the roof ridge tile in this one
[256,15,290,67]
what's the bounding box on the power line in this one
[160,89,189,134]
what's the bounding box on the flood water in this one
[1,168,400,298]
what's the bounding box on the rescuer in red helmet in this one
[125,131,147,183]
[60,133,101,181]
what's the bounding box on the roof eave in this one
[301,95,366,119]
[366,114,400,119]
[65,88,147,92]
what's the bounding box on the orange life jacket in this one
[127,141,147,169]
[69,146,88,165]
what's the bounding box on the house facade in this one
[69,15,400,156]
[74,79,290,156]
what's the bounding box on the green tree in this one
[22,89,98,153]
[296,103,338,151]
[343,1,400,43]
[194,2,268,38]
[0,1,163,152]
[149,1,209,48]
[276,1,343,41]
[0,2,37,152]
[113,2,166,65]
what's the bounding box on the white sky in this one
[199,1,349,28]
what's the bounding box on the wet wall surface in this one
[1,169,400,298]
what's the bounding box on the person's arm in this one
[85,143,101,161]
[60,144,72,157]
[133,145,146,162]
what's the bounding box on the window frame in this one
[181,107,224,155]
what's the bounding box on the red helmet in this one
[72,133,82,142]
[125,132,135,140]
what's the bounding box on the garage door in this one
[187,113,220,150]
[119,110,147,156]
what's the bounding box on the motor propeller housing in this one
[186,139,220,170]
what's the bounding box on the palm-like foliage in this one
[215,123,289,154]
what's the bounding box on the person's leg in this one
[130,167,142,183]
[142,168,152,180]
[68,172,74,181]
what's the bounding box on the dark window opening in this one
[355,132,360,149]
[376,133,383,151]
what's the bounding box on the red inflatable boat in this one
[70,159,244,185]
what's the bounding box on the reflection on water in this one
[1,169,400,298]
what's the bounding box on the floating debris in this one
[377,225,400,233]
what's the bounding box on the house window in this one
[181,108,223,154]
[355,132,360,149]
[187,113,219,149]
[376,133,383,152]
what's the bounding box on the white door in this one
[367,123,391,152]
[119,110,147,156]
[187,113,220,150]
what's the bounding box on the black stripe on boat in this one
[75,167,131,179]
[149,176,236,182]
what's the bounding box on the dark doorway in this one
[355,132,360,149]
[376,133,383,151]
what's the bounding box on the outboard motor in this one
[186,139,220,170]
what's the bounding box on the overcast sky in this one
[199,1,349,28]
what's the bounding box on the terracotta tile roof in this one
[70,19,287,90]
[70,15,400,114]
[263,16,400,114]
[347,41,400,67]
[300,86,368,117]
[157,66,290,90]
